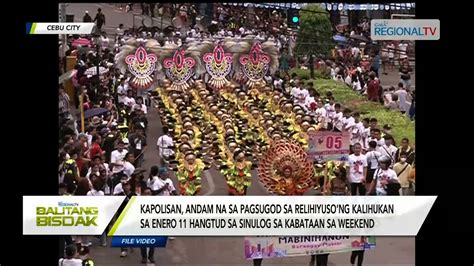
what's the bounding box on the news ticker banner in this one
[26,23,94,35]
[23,196,436,236]
[244,236,376,260]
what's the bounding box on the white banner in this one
[23,196,125,235]
[109,196,436,236]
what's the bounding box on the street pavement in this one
[66,3,172,36]
[67,3,415,265]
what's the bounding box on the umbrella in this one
[84,108,109,119]
[85,66,109,76]
[71,38,92,47]
[333,35,347,43]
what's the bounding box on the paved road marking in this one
[203,170,215,195]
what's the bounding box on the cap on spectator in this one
[383,124,392,130]
[100,127,110,135]
[159,167,168,175]
[118,139,125,145]
[78,133,87,139]
[91,116,101,127]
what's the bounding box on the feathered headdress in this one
[114,38,162,89]
[258,139,314,195]
[201,42,233,90]
[224,36,279,88]
[160,42,198,92]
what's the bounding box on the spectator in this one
[86,178,107,246]
[157,126,175,165]
[93,8,106,31]
[83,11,92,23]
[378,134,398,167]
[128,125,147,167]
[394,138,415,164]
[123,152,136,178]
[366,72,380,102]
[59,244,82,266]
[399,58,413,90]
[365,141,382,187]
[395,82,409,114]
[89,134,104,159]
[368,155,399,195]
[384,94,399,111]
[110,140,128,184]
[148,166,177,196]
[393,153,414,195]
[346,143,367,195]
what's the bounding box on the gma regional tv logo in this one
[371,19,440,40]
[36,201,99,226]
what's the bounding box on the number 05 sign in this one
[307,131,351,162]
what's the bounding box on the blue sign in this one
[111,236,168,247]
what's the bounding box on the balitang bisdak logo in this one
[371,19,440,40]
[36,201,99,226]
[24,196,124,235]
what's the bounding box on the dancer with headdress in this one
[258,139,314,196]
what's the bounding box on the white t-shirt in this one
[315,107,327,124]
[351,47,360,58]
[58,258,83,266]
[387,44,395,58]
[111,149,128,174]
[395,89,408,112]
[333,112,344,131]
[378,144,398,165]
[273,79,283,89]
[147,176,176,196]
[361,127,371,149]
[342,116,355,132]
[157,135,175,158]
[305,96,316,109]
[86,133,93,146]
[113,183,124,195]
[87,189,105,196]
[124,96,136,107]
[291,87,301,98]
[347,154,368,183]
[117,85,127,103]
[324,104,335,120]
[398,43,408,59]
[123,161,135,178]
[116,28,125,37]
[374,168,398,195]
[365,150,382,170]
[133,104,148,114]
[350,121,364,145]
[369,137,385,149]
[352,80,362,91]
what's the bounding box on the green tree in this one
[295,4,334,57]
